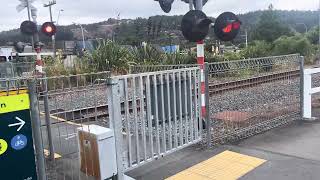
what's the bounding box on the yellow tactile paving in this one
[168,171,212,180]
[166,150,266,180]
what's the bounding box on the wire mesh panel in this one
[0,77,29,93]
[35,72,113,180]
[11,62,35,77]
[130,64,198,74]
[109,67,202,172]
[0,62,34,78]
[0,62,15,79]
[207,54,302,145]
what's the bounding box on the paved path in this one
[127,109,320,180]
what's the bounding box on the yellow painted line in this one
[44,149,62,159]
[39,112,82,127]
[166,150,266,180]
[0,89,28,97]
[0,94,30,114]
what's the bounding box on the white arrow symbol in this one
[8,117,26,132]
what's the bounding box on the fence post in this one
[128,65,132,74]
[303,74,313,119]
[42,76,55,161]
[299,56,305,119]
[28,80,47,180]
[204,63,211,147]
[107,78,124,180]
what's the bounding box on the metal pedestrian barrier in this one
[130,64,198,74]
[302,67,320,119]
[0,62,34,79]
[0,54,306,180]
[207,54,303,145]
[107,67,203,178]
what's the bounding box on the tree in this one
[241,40,273,58]
[252,4,292,42]
[273,35,313,56]
[307,26,320,44]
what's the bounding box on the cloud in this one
[1,0,319,31]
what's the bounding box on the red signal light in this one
[45,26,53,33]
[232,21,241,30]
[222,21,241,33]
[214,12,241,41]
[41,22,56,37]
[223,24,233,33]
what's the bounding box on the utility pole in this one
[245,29,248,48]
[72,22,86,50]
[189,0,193,10]
[25,0,34,50]
[17,0,42,73]
[56,9,64,25]
[44,0,57,58]
[79,24,86,50]
[240,29,248,48]
[195,0,203,10]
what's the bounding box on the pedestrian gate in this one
[107,67,202,177]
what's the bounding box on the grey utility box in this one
[77,125,117,180]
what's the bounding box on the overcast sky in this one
[1,0,319,32]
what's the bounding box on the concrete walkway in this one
[127,118,320,180]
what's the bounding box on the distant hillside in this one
[240,10,319,32]
[0,10,318,46]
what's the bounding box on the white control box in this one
[77,125,117,180]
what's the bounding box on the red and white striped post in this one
[194,0,206,119]
[197,40,206,118]
[35,47,44,75]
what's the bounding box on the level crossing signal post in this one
[155,0,242,128]
[20,20,43,75]
[156,0,242,148]
[20,20,57,163]
[20,20,57,75]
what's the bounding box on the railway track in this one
[209,70,300,95]
[47,99,143,124]
[46,70,300,124]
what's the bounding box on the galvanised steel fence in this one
[207,54,303,145]
[130,54,304,146]
[130,64,198,74]
[108,67,202,176]
[37,72,112,180]
[41,68,201,179]
[0,54,304,179]
[0,62,34,78]
[1,68,201,179]
[12,62,35,77]
[1,72,112,180]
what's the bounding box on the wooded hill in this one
[0,10,318,46]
